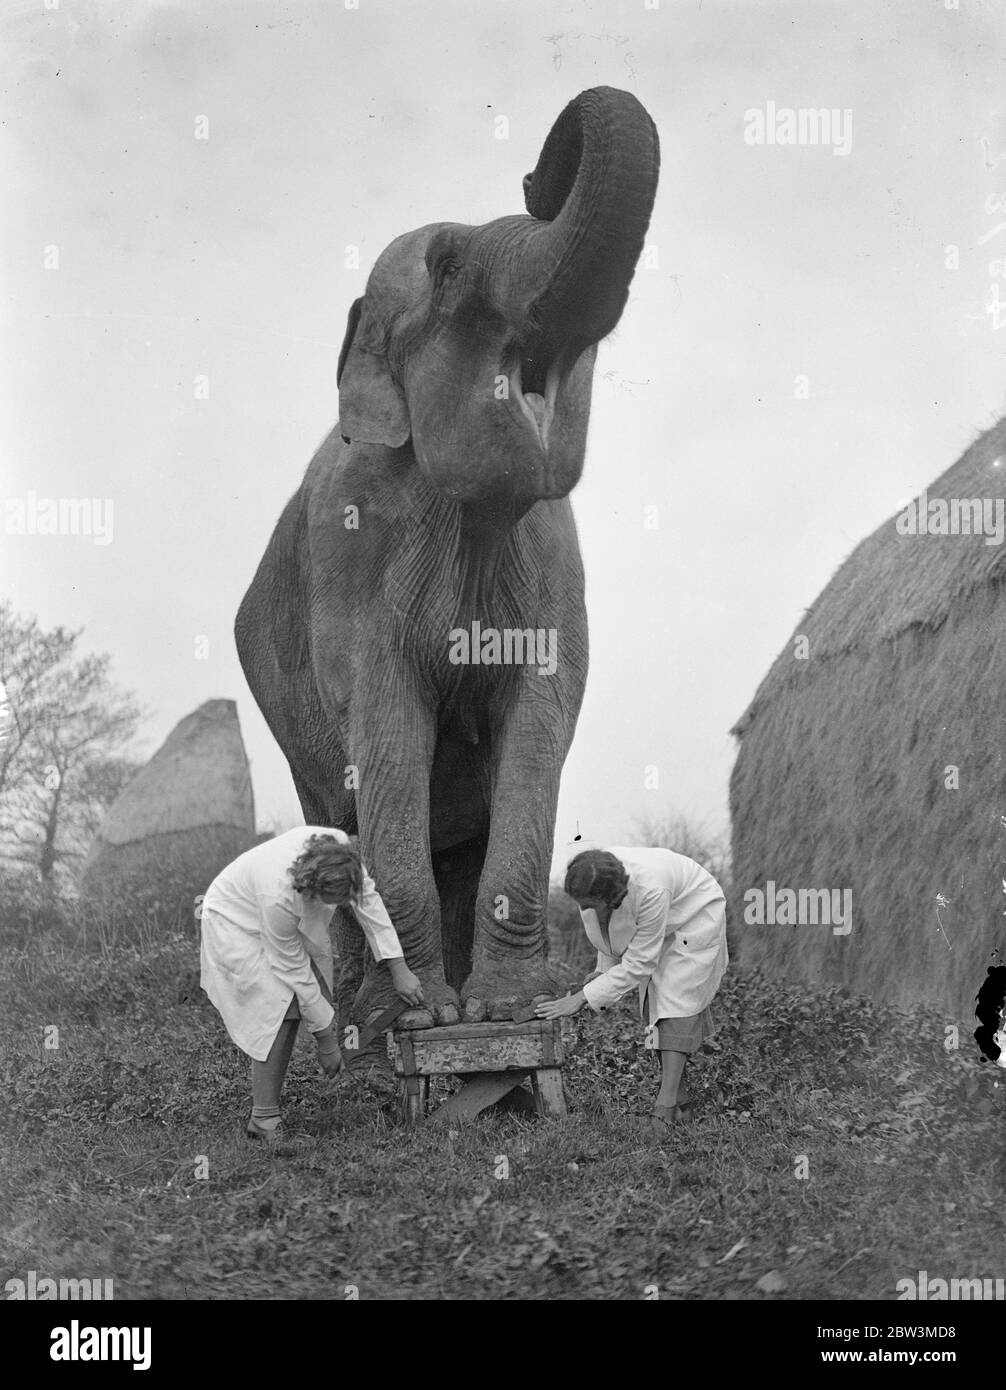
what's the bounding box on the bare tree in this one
[0,604,144,889]
[631,806,732,888]
[0,606,77,800]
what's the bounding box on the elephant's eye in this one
[436,256,461,285]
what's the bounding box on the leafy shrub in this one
[546,886,593,986]
[1,930,202,1024]
[79,827,267,936]
[0,876,71,949]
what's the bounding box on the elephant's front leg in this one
[461,687,574,1021]
[349,681,460,1031]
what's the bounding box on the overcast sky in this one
[3,0,1005,870]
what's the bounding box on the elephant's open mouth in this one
[509,352,561,451]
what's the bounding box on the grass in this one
[1,915,1004,1300]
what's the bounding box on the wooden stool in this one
[392,1019,567,1124]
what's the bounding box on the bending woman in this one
[537,846,728,1132]
[200,826,422,1142]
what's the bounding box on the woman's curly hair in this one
[563,850,630,907]
[288,834,363,901]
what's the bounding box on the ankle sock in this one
[250,1105,282,1132]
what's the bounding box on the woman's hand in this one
[389,959,425,1007]
[315,1024,344,1077]
[535,990,585,1020]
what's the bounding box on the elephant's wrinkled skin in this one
[236,87,659,1046]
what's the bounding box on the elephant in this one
[235,86,660,1050]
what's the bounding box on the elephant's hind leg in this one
[432,834,486,992]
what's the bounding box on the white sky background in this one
[2,0,1005,874]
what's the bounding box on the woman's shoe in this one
[649,1103,680,1135]
[245,1115,314,1149]
[649,1093,694,1134]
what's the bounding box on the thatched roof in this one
[734,416,1006,736]
[93,698,254,847]
[728,415,1006,1016]
[80,700,258,929]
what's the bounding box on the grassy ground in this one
[2,921,1004,1300]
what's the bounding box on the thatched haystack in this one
[729,416,1006,1017]
[81,699,259,930]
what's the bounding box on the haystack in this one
[81,699,259,929]
[729,416,1006,1017]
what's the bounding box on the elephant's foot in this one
[351,966,460,1033]
[398,968,461,1030]
[461,958,557,1023]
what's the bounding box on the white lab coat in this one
[199,826,404,1061]
[578,846,728,1020]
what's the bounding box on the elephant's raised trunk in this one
[521,87,660,379]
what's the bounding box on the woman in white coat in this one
[536,846,728,1131]
[200,826,422,1142]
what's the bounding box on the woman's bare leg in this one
[251,1018,300,1117]
[656,1049,688,1109]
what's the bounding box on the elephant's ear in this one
[337,296,410,448]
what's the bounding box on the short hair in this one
[564,850,629,906]
[288,833,363,901]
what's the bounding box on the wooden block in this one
[399,1021,549,1042]
[392,1019,563,1076]
[397,1031,417,1076]
[531,1067,567,1118]
[399,1074,428,1125]
[428,1071,531,1125]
